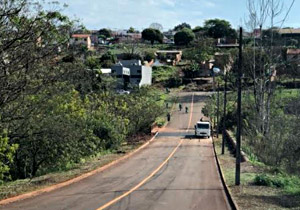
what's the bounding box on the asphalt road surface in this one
[1,92,231,210]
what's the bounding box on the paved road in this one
[1,92,231,210]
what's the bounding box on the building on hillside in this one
[111,60,152,88]
[278,28,300,38]
[214,52,234,72]
[216,38,239,48]
[286,49,300,74]
[70,34,92,50]
[156,50,182,65]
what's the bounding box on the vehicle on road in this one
[194,121,211,138]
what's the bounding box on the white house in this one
[111,60,152,88]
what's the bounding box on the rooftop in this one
[287,49,300,55]
[278,28,300,34]
[72,34,91,38]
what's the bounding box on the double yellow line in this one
[96,93,195,210]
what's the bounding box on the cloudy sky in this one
[50,0,300,31]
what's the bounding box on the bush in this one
[152,66,181,87]
[253,173,298,189]
[254,174,274,187]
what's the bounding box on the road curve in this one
[1,92,231,210]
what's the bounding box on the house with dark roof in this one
[111,60,152,88]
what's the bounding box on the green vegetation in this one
[0,1,170,182]
[173,22,191,31]
[142,28,163,45]
[152,66,181,87]
[215,137,300,209]
[205,89,300,175]
[98,28,112,39]
[203,19,237,39]
[174,28,195,45]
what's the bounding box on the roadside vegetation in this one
[0,1,170,185]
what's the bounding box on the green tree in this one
[192,26,205,33]
[174,22,191,31]
[142,28,163,45]
[0,131,18,181]
[174,28,195,45]
[100,51,117,68]
[98,28,112,39]
[127,27,135,33]
[204,19,237,39]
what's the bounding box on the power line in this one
[279,0,295,28]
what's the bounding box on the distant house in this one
[111,30,142,43]
[156,50,182,65]
[70,34,92,50]
[216,38,239,48]
[286,49,300,73]
[278,28,300,38]
[111,60,152,88]
[287,49,300,62]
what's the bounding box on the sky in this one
[48,0,300,31]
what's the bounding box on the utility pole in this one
[222,71,227,155]
[235,27,243,186]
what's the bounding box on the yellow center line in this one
[95,93,195,210]
[186,93,195,133]
[96,140,183,210]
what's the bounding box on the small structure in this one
[70,34,92,50]
[156,50,182,65]
[100,68,112,75]
[111,60,152,88]
[216,38,239,48]
[286,48,300,63]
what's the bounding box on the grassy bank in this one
[214,137,300,209]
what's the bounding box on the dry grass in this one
[214,137,300,210]
[0,136,150,201]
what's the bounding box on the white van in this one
[194,121,211,138]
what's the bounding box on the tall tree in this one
[204,19,237,39]
[98,28,112,39]
[174,28,195,45]
[142,28,163,45]
[174,22,191,31]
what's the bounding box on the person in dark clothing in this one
[185,106,188,113]
[167,113,171,121]
[179,103,182,111]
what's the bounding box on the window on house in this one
[75,38,78,41]
[137,70,141,74]
[84,38,87,41]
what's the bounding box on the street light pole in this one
[235,27,243,186]
[212,67,216,130]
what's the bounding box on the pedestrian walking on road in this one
[179,103,182,111]
[167,113,171,121]
[185,106,188,113]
